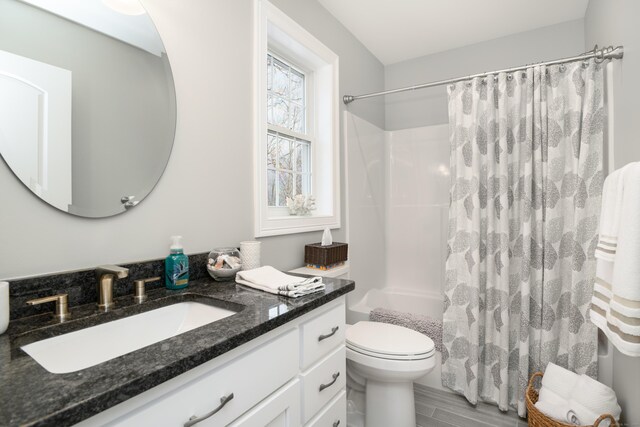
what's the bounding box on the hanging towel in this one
[594,167,626,260]
[591,162,640,357]
[235,266,325,297]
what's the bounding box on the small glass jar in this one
[207,247,242,281]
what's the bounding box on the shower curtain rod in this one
[342,45,624,105]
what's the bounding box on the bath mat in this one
[369,307,443,353]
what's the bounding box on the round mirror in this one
[0,0,176,218]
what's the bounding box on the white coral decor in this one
[286,194,316,216]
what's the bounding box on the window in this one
[254,0,340,237]
[266,54,312,207]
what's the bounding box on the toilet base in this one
[365,379,416,427]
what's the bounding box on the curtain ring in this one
[594,48,606,64]
[582,60,590,68]
[465,81,472,88]
[449,84,455,90]
[507,74,513,81]
[559,64,566,72]
[521,72,527,79]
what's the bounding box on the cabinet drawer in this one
[228,379,300,427]
[300,346,346,423]
[109,329,299,427]
[300,302,345,369]
[305,389,346,427]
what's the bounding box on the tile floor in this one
[414,384,528,427]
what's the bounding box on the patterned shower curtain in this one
[442,61,604,416]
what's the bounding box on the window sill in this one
[256,213,340,237]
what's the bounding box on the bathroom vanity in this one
[0,274,353,426]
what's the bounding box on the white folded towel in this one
[567,398,601,426]
[570,374,621,421]
[235,266,325,298]
[535,400,572,423]
[591,162,640,357]
[541,362,579,400]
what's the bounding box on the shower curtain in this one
[442,61,604,416]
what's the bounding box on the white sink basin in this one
[22,301,237,374]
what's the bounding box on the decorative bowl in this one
[207,247,242,281]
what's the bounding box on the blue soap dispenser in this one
[165,235,189,289]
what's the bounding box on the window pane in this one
[291,70,304,103]
[272,57,289,97]
[295,174,302,195]
[278,171,293,205]
[267,169,276,207]
[272,95,289,128]
[267,55,272,91]
[267,133,277,168]
[278,137,292,170]
[295,141,310,172]
[290,103,305,133]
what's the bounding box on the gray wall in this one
[0,0,384,279]
[0,0,175,217]
[585,1,640,424]
[384,19,585,131]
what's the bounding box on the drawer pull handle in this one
[333,420,341,427]
[319,372,340,392]
[318,326,339,342]
[184,393,234,427]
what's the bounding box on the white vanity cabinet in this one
[76,296,346,427]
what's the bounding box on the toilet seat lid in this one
[346,321,434,357]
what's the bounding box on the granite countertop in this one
[0,276,354,427]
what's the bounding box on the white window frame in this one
[254,0,340,237]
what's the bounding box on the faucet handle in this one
[26,293,70,322]
[133,276,160,304]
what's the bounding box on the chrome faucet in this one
[96,265,129,311]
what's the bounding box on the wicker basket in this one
[526,372,618,427]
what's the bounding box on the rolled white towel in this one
[541,362,580,400]
[535,400,572,423]
[571,374,621,421]
[568,398,601,426]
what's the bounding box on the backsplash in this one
[7,253,210,320]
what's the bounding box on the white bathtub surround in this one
[591,162,640,357]
[345,321,436,427]
[385,124,450,295]
[443,61,604,416]
[344,112,387,306]
[0,282,8,335]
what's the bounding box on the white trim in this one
[254,0,340,237]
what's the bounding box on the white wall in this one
[385,124,449,294]
[585,1,640,425]
[0,0,385,280]
[344,111,385,306]
[384,19,585,130]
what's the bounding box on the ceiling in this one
[318,0,589,65]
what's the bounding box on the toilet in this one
[345,321,436,427]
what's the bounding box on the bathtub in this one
[346,287,445,391]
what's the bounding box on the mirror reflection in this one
[0,0,176,218]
